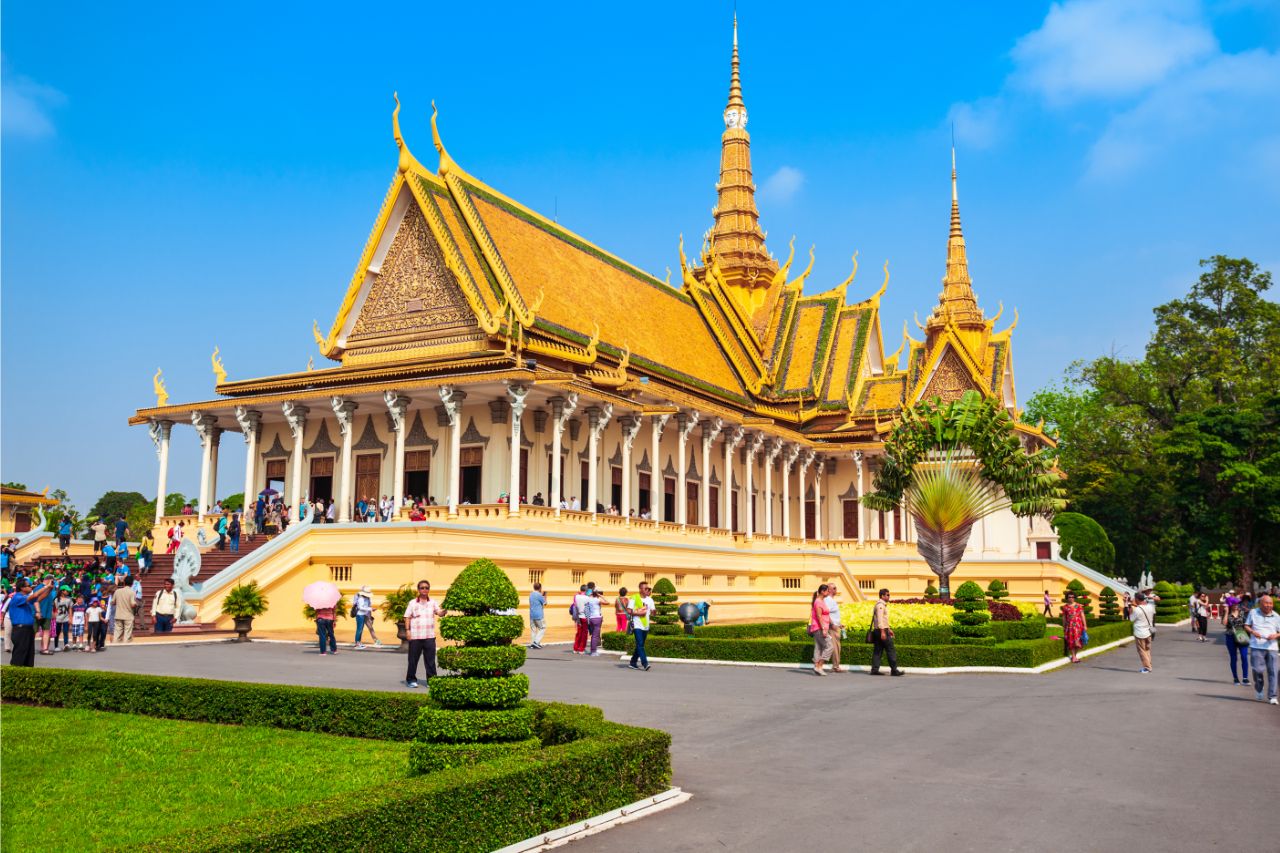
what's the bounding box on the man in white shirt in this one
[629,582,654,671]
[570,496,581,511]
[1129,591,1157,673]
[824,585,844,673]
[1245,594,1280,704]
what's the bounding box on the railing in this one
[1057,553,1135,595]
[595,513,629,528]
[190,506,314,599]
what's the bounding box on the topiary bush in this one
[1097,587,1121,622]
[950,581,996,646]
[413,559,530,774]
[1153,581,1183,623]
[650,577,680,636]
[986,579,1008,601]
[1064,579,1093,620]
[924,583,940,597]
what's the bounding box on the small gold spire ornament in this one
[153,368,169,407]
[211,346,227,385]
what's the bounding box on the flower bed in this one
[2,668,671,852]
[784,615,1047,644]
[887,598,1024,621]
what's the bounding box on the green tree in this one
[1026,256,1280,590]
[2,481,29,491]
[88,491,147,523]
[41,489,81,536]
[164,493,188,515]
[1051,512,1116,572]
[985,579,1008,601]
[864,391,1065,596]
[221,493,245,513]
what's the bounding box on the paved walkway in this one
[21,626,1276,852]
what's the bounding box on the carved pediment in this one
[920,346,981,404]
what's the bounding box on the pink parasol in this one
[302,581,341,609]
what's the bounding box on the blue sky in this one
[4,0,1279,511]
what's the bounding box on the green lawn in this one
[0,704,408,851]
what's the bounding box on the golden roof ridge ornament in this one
[885,321,909,372]
[153,368,168,407]
[769,237,797,288]
[392,93,426,175]
[430,100,457,175]
[312,319,326,351]
[211,346,227,385]
[836,251,859,298]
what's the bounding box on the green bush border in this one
[1,668,672,853]
[602,620,1131,668]
[694,621,806,639]
[417,704,536,743]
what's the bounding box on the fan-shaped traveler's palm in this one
[905,453,1009,597]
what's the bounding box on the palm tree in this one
[863,391,1064,597]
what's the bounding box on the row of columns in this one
[148,388,901,542]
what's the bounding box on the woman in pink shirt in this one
[809,583,833,676]
[403,580,442,688]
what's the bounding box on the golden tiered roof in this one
[133,18,1041,448]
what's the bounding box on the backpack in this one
[569,602,578,619]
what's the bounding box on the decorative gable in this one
[920,346,981,404]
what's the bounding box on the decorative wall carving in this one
[405,411,439,450]
[921,346,978,403]
[306,421,341,455]
[352,417,388,453]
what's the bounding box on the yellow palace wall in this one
[191,514,1114,633]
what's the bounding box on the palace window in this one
[781,577,802,590]
[702,574,712,587]
[726,575,736,587]
[572,569,585,586]
[329,565,352,583]
[858,579,875,591]
[674,574,685,587]
[644,572,655,585]
[610,571,622,587]
[528,569,543,586]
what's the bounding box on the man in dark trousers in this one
[8,576,54,666]
[870,587,905,676]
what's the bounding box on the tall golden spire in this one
[927,148,985,331]
[706,13,775,291]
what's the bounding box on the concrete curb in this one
[494,788,690,852]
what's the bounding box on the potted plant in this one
[379,584,415,652]
[221,581,269,642]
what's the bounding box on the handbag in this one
[1233,627,1250,646]
[1081,630,1089,646]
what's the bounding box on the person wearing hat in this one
[8,576,54,666]
[352,584,382,649]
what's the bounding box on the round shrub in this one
[408,737,540,774]
[1153,581,1183,622]
[651,577,681,636]
[416,704,535,743]
[1065,579,1093,619]
[441,558,519,614]
[427,674,530,710]
[438,614,525,644]
[437,644,526,675]
[986,579,1008,601]
[924,584,940,597]
[951,581,995,646]
[1051,512,1115,571]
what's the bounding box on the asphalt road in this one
[22,625,1277,853]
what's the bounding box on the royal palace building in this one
[126,21,1119,630]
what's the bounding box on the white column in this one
[149,419,173,524]
[884,459,895,546]
[234,407,262,522]
[384,392,410,512]
[675,411,699,526]
[283,402,308,515]
[506,383,529,517]
[745,432,764,539]
[440,386,466,518]
[699,418,722,527]
[797,450,813,541]
[781,445,800,539]
[650,413,671,522]
[764,439,782,535]
[549,394,577,516]
[585,404,612,520]
[619,415,642,521]
[723,426,744,530]
[192,413,218,523]
[814,458,824,541]
[208,428,221,510]
[854,450,866,545]
[332,398,358,522]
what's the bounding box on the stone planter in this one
[232,616,254,642]
[396,618,409,652]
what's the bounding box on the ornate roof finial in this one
[926,145,985,333]
[430,100,457,174]
[726,13,745,120]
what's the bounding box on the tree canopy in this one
[1052,512,1115,572]
[88,491,147,522]
[1026,256,1279,589]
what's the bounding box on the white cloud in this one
[2,66,65,139]
[760,165,804,203]
[946,0,1280,182]
[1012,0,1217,103]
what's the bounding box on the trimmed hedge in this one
[651,577,680,635]
[437,614,525,644]
[408,737,541,774]
[1098,587,1122,622]
[417,704,536,743]
[786,617,1047,645]
[952,581,996,646]
[601,620,1132,668]
[0,667,430,740]
[697,621,807,639]
[439,557,519,613]
[5,668,673,853]
[437,645,526,674]
[1153,581,1185,623]
[428,674,530,710]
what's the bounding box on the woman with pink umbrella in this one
[304,581,341,656]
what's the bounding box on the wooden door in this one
[709,486,720,528]
[686,482,698,524]
[804,501,815,539]
[355,454,381,507]
[731,489,739,532]
[842,499,858,539]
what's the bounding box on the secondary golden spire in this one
[927,147,985,331]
